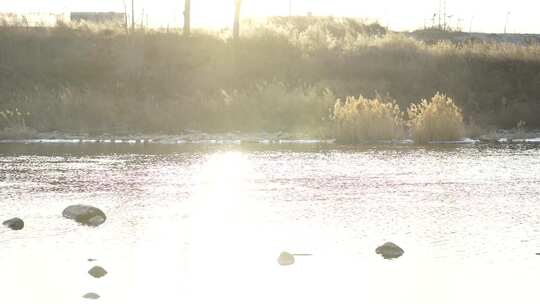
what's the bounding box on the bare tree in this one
[233,0,242,40]
[184,0,191,36]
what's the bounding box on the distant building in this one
[70,12,125,24]
[0,12,68,26]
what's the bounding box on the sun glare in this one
[140,0,291,28]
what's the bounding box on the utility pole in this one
[233,0,242,40]
[122,0,129,34]
[232,0,242,77]
[504,11,510,34]
[131,0,135,32]
[443,0,447,31]
[184,0,191,36]
[469,16,474,33]
[438,0,442,29]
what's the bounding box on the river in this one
[1,143,539,304]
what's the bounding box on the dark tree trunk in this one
[184,0,191,36]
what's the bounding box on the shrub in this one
[333,95,404,143]
[407,93,465,143]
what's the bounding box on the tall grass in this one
[0,108,35,138]
[333,93,467,143]
[202,82,336,133]
[0,108,29,129]
[407,93,465,143]
[0,17,539,135]
[333,95,403,143]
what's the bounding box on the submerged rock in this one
[83,292,100,300]
[375,242,404,259]
[3,217,24,230]
[88,266,108,278]
[277,251,295,266]
[62,205,106,227]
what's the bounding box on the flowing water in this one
[0,143,539,304]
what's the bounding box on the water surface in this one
[1,143,539,304]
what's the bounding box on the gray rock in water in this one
[3,217,24,230]
[376,242,404,259]
[88,266,108,278]
[62,205,106,227]
[83,292,100,300]
[277,251,295,266]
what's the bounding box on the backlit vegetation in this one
[0,108,34,138]
[333,95,403,143]
[0,108,29,129]
[407,93,465,143]
[0,16,538,137]
[196,82,335,133]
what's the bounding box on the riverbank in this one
[0,129,539,145]
[1,17,540,136]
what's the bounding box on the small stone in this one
[375,242,404,259]
[277,251,295,266]
[3,218,24,230]
[88,266,107,278]
[83,292,100,300]
[62,205,106,227]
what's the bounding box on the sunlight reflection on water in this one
[0,144,539,304]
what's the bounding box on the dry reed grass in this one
[407,93,465,143]
[0,17,538,135]
[333,95,403,143]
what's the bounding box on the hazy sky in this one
[1,0,539,33]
